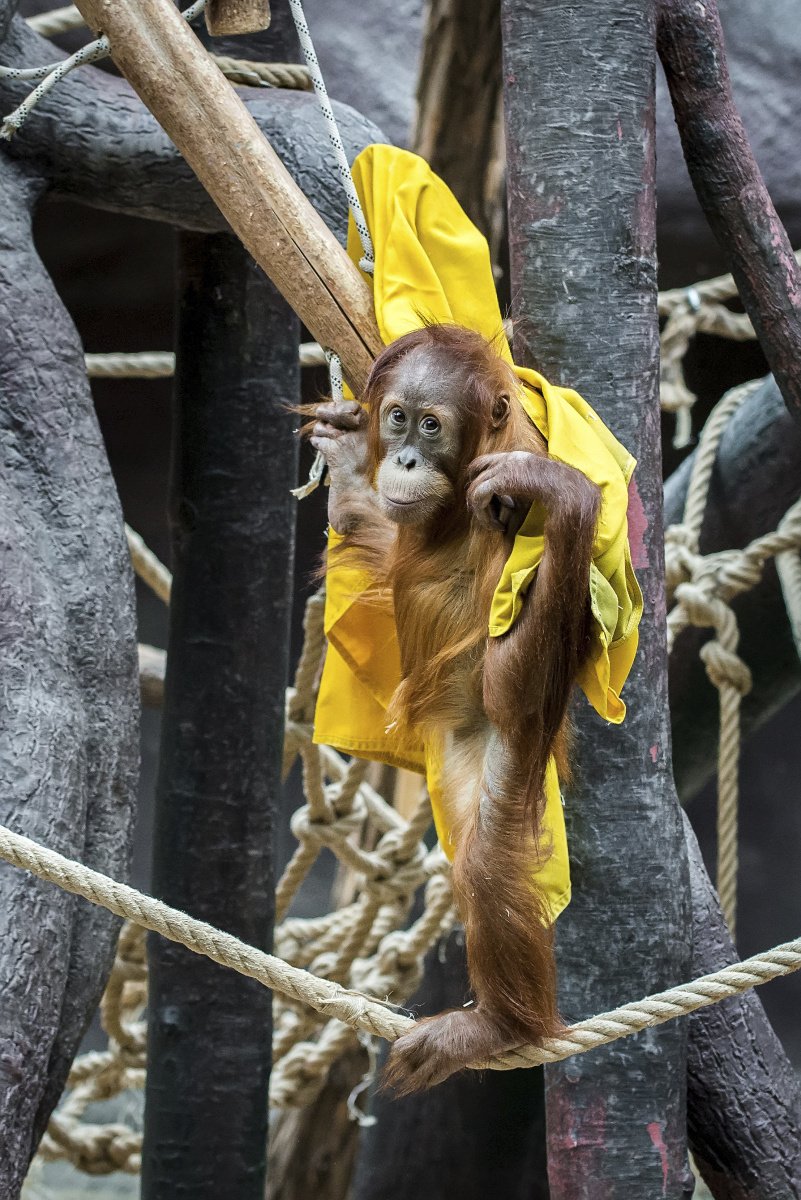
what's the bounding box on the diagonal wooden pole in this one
[72,0,382,392]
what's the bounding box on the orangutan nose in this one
[395,446,420,471]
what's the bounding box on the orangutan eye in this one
[388,407,407,427]
[420,415,441,435]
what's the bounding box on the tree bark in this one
[665,375,801,800]
[683,813,801,1198]
[142,232,298,1198]
[0,9,139,1198]
[657,0,801,421]
[501,1,693,1194]
[352,929,548,1200]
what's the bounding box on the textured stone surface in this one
[685,815,801,1198]
[0,53,139,1200]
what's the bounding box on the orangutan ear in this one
[491,393,511,429]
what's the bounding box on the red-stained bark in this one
[501,1,693,1195]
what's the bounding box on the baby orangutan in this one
[310,325,601,1093]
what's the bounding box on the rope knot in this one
[699,640,752,695]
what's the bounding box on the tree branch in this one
[657,0,801,421]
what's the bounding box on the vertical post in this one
[352,933,548,1200]
[501,2,693,1196]
[142,232,299,1198]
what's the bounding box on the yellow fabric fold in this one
[313,145,642,922]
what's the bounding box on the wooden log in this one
[2,17,384,245]
[657,0,801,421]
[683,813,801,1197]
[666,375,801,800]
[352,930,549,1200]
[142,232,299,1198]
[501,1,693,1194]
[205,0,270,37]
[71,0,382,391]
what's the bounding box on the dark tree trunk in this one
[683,814,801,1198]
[501,1,693,1194]
[657,0,801,422]
[142,232,299,1198]
[0,9,139,1197]
[352,929,549,1200]
[666,375,801,800]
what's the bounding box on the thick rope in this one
[26,4,85,37]
[124,525,172,605]
[210,55,311,91]
[658,251,801,447]
[2,821,800,1076]
[83,343,325,378]
[665,381,801,934]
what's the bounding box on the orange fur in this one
[326,326,600,1092]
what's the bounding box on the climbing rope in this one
[1,820,800,1068]
[285,0,374,274]
[209,55,311,90]
[83,344,326,377]
[665,381,801,935]
[283,0,377,496]
[26,4,85,37]
[124,525,172,605]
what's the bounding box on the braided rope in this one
[285,0,374,274]
[26,4,85,37]
[658,250,801,447]
[124,525,172,605]
[210,56,311,90]
[83,343,325,378]
[665,381,801,934]
[1,820,800,1077]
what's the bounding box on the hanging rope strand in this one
[285,0,374,275]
